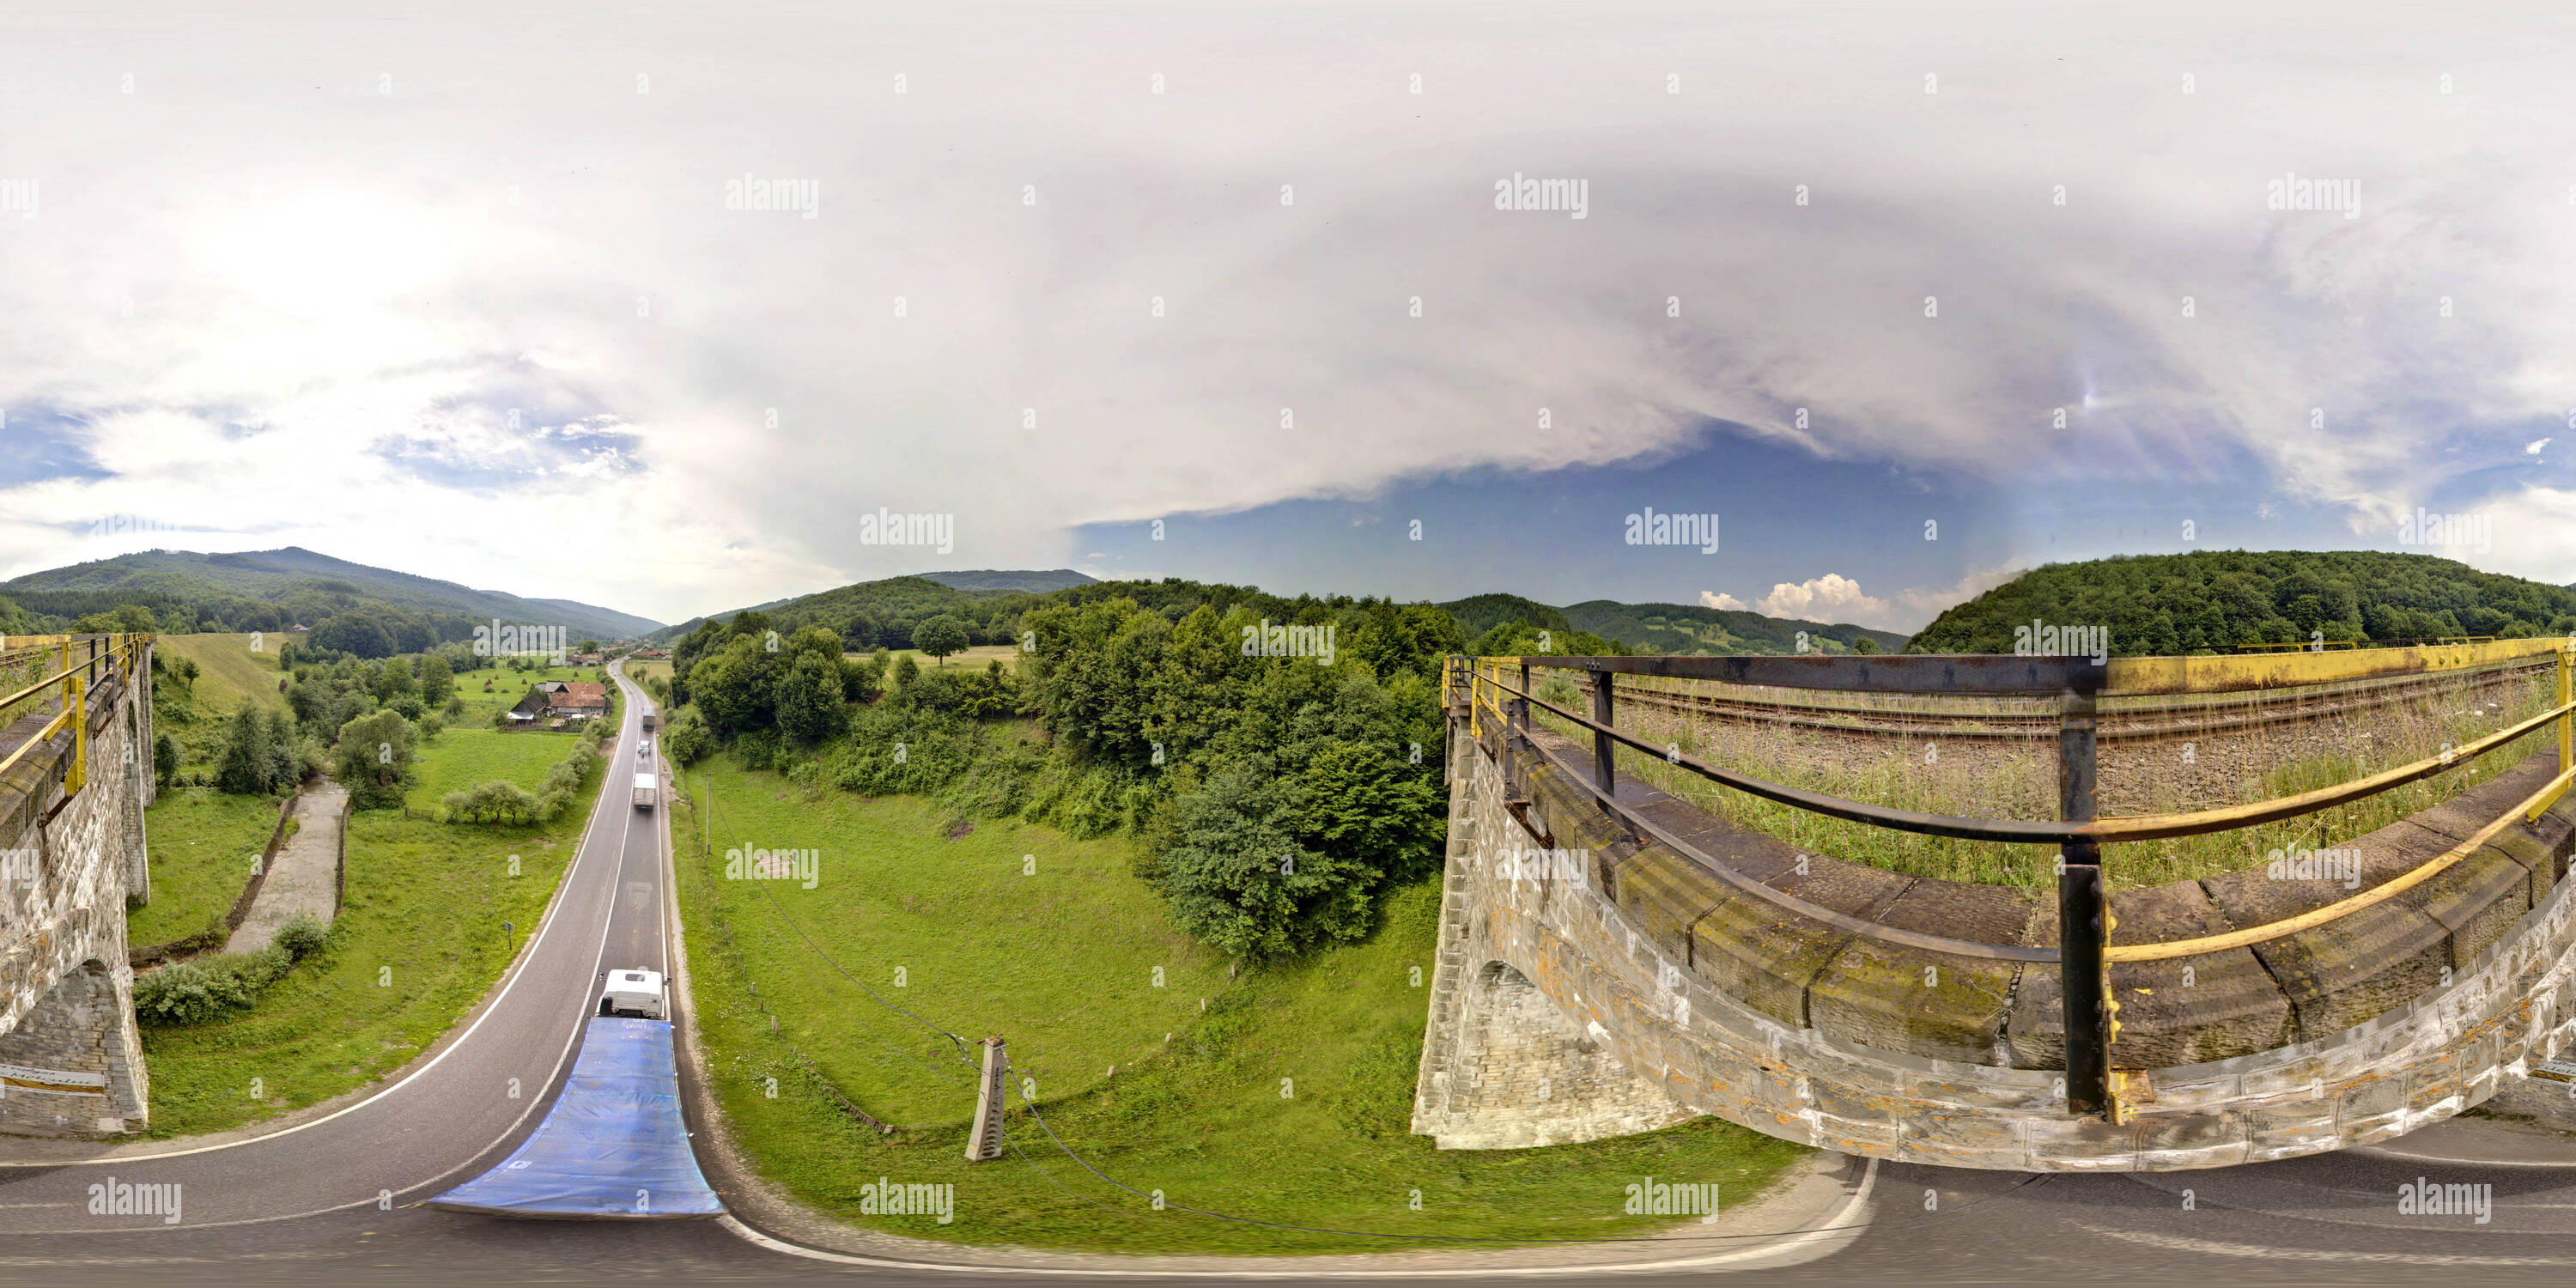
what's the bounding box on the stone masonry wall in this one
[1416,703,2576,1170]
[0,646,154,1137]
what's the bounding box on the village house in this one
[507,680,610,725]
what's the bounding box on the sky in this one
[3,2,2572,632]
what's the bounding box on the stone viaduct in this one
[0,636,155,1138]
[1414,650,2576,1170]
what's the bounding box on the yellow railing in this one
[0,633,153,800]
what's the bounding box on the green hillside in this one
[1907,550,2576,655]
[915,568,1098,592]
[3,547,660,643]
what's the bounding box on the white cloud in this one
[1699,591,1749,612]
[3,8,2571,619]
[2530,438,2554,455]
[1747,574,1890,627]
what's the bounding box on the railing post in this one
[2057,682,2110,1118]
[2560,644,2572,779]
[1590,666,1618,810]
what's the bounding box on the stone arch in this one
[0,957,148,1136]
[1422,958,1691,1149]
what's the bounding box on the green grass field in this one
[670,762,1803,1255]
[407,727,589,812]
[850,643,1023,672]
[152,634,294,775]
[455,663,613,725]
[135,733,600,1138]
[158,633,294,716]
[130,787,288,949]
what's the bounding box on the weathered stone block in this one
[1809,879,2039,1064]
[1688,854,1911,1030]
[2202,852,2451,1042]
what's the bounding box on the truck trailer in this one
[633,772,658,811]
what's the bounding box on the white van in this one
[598,969,667,1020]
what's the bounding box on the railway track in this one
[1589,658,2553,744]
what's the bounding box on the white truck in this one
[598,969,667,1020]
[633,771,658,811]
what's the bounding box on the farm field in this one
[670,760,1801,1254]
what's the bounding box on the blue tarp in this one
[429,1018,725,1219]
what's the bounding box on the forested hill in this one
[1436,593,1907,655]
[1905,550,2576,655]
[0,547,660,644]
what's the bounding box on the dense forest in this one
[0,547,659,651]
[1907,550,2576,655]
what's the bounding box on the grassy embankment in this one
[670,757,1803,1255]
[150,633,290,775]
[136,723,600,1138]
[128,788,286,948]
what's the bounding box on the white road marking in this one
[718,1158,1877,1279]
[2087,1225,2576,1267]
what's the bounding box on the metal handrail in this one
[1491,671,2571,847]
[1451,640,2576,1121]
[0,634,152,793]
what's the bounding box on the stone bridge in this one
[0,635,155,1138]
[1413,658,2576,1170]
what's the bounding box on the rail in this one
[1448,635,2576,1122]
[0,633,154,804]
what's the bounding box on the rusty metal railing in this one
[1449,636,2576,1122]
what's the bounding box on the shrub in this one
[134,961,256,1025]
[735,727,783,771]
[273,913,334,962]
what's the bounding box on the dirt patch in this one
[944,817,975,840]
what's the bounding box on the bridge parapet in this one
[1416,646,2576,1170]
[0,635,155,1137]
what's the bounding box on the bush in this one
[273,913,334,962]
[132,948,294,1026]
[134,961,258,1025]
[663,707,713,765]
[735,727,783,771]
[419,713,445,741]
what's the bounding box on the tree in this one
[663,708,714,765]
[418,653,454,705]
[173,657,202,692]
[914,615,969,665]
[775,653,850,743]
[1848,635,1880,655]
[332,709,420,810]
[581,639,600,655]
[153,732,180,788]
[891,653,920,690]
[214,699,276,795]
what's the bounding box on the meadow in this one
[670,757,1802,1254]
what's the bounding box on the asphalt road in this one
[9,666,2576,1284]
